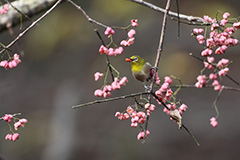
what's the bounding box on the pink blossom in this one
[115,112,121,117]
[108,48,114,56]
[94,72,104,81]
[103,91,111,98]
[212,80,221,91]
[210,117,218,127]
[209,73,217,80]
[127,37,135,45]
[225,38,238,46]
[201,48,213,56]
[12,133,19,141]
[104,27,115,38]
[128,29,136,38]
[225,27,235,36]
[215,46,225,55]
[0,60,9,69]
[211,23,219,31]
[220,19,228,26]
[131,122,138,127]
[207,56,214,63]
[195,75,206,88]
[217,58,229,68]
[164,76,172,84]
[193,28,204,34]
[99,45,109,54]
[196,35,205,44]
[148,104,155,112]
[13,53,21,64]
[160,82,169,92]
[3,114,13,123]
[94,89,103,97]
[119,76,128,86]
[137,130,150,140]
[5,134,12,141]
[163,107,170,114]
[114,47,124,55]
[111,81,121,90]
[14,118,28,130]
[233,22,240,30]
[0,4,10,15]
[203,15,213,23]
[218,68,229,76]
[223,12,230,19]
[179,104,188,112]
[120,40,128,47]
[131,19,138,27]
[123,113,129,119]
[204,62,214,70]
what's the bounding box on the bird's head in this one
[125,55,146,72]
[125,55,145,65]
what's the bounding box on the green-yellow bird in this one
[125,55,153,84]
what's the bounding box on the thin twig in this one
[172,84,240,92]
[0,112,21,120]
[149,0,171,91]
[212,86,224,118]
[67,0,115,81]
[72,92,149,109]
[130,0,204,24]
[3,0,36,24]
[66,0,108,28]
[0,0,63,54]
[189,53,240,86]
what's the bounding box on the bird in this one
[125,55,153,88]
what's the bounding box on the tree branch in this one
[130,0,205,24]
[0,0,63,54]
[72,92,148,109]
[0,0,59,33]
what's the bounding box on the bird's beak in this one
[125,58,132,62]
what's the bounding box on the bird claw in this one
[143,82,151,91]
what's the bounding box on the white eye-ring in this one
[134,57,138,61]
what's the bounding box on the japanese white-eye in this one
[125,55,152,83]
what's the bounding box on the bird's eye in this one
[134,57,138,61]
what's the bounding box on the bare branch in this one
[0,0,58,33]
[0,0,63,54]
[72,92,148,109]
[130,0,205,24]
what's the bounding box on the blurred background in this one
[0,0,240,159]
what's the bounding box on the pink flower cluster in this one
[98,27,124,56]
[94,77,128,98]
[5,133,19,142]
[163,103,188,115]
[0,54,21,69]
[0,4,10,15]
[155,76,173,103]
[115,103,155,141]
[120,29,136,47]
[195,57,230,91]
[99,45,124,56]
[137,130,150,140]
[94,72,104,81]
[210,117,218,127]
[98,19,138,56]
[14,118,28,130]
[193,12,239,91]
[2,114,28,142]
[194,13,239,56]
[104,27,115,38]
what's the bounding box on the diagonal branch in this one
[130,0,205,24]
[0,0,58,33]
[0,0,63,54]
